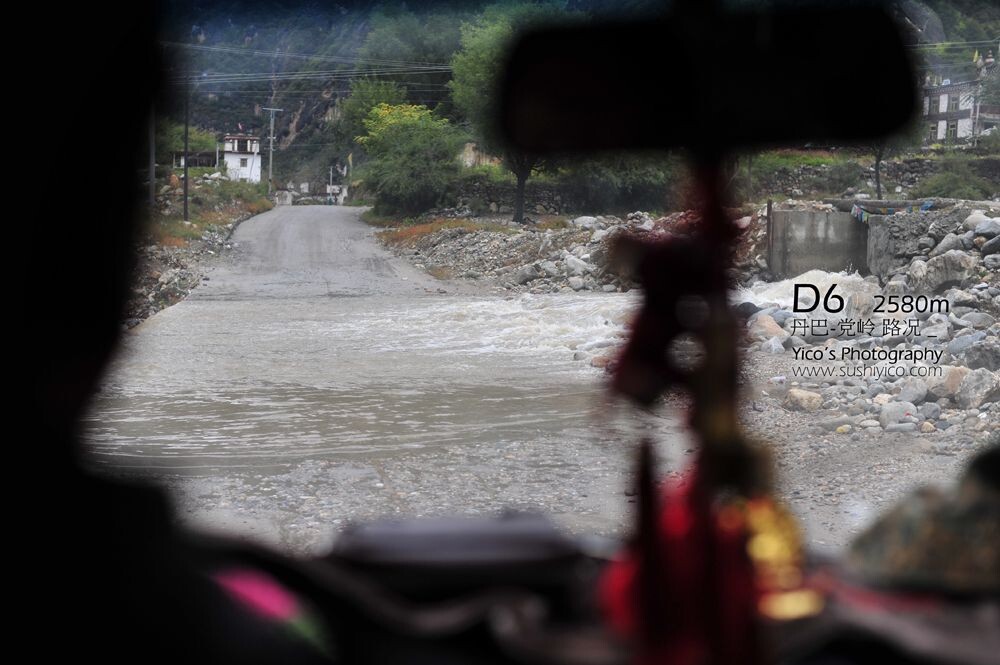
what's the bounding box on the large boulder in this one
[954,338,1000,371]
[748,314,788,342]
[761,336,785,354]
[563,254,591,276]
[947,331,987,355]
[879,401,918,428]
[907,250,978,294]
[955,369,1000,409]
[512,264,541,285]
[571,216,601,230]
[962,211,992,232]
[962,312,996,330]
[973,218,1000,239]
[734,301,762,319]
[925,366,970,400]
[921,322,951,342]
[981,236,1000,257]
[895,378,927,405]
[784,388,822,412]
[929,233,964,257]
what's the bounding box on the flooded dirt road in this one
[86,205,681,553]
[85,205,970,556]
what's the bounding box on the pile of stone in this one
[737,209,999,444]
[389,209,767,294]
[124,214,247,328]
[395,216,625,293]
[125,244,205,327]
[867,204,1000,281]
[155,171,233,214]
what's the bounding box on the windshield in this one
[83,0,999,559]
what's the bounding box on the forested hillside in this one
[157,0,999,189]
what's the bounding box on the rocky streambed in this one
[379,205,999,454]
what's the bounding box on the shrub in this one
[467,196,490,216]
[972,131,1000,155]
[911,156,994,200]
[535,218,569,231]
[557,153,686,213]
[820,161,863,193]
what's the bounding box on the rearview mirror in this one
[500,6,916,153]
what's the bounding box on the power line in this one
[172,67,452,85]
[906,38,999,47]
[177,68,450,81]
[163,40,451,68]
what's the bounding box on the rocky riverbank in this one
[124,214,249,328]
[734,207,998,452]
[380,209,769,295]
[378,205,999,454]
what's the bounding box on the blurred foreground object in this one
[499,2,918,664]
[847,445,999,595]
[500,4,915,154]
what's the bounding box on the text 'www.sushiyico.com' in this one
[790,365,944,379]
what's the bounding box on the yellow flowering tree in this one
[358,104,466,214]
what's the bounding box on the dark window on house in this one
[928,123,937,141]
[948,95,959,112]
[240,158,248,167]
[947,120,957,140]
[237,139,248,152]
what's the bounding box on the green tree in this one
[980,70,1000,105]
[155,120,217,160]
[357,9,469,114]
[450,3,576,224]
[558,153,685,212]
[868,113,925,199]
[337,79,408,152]
[358,103,466,214]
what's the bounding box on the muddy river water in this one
[85,206,694,553]
[85,205,961,555]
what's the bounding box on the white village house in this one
[221,133,262,182]
[921,49,998,143]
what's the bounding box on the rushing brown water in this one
[85,205,684,554]
[85,205,952,556]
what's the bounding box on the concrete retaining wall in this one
[768,210,868,278]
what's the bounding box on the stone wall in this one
[453,175,570,215]
[754,156,1000,199]
[441,156,999,216]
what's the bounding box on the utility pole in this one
[262,107,283,194]
[149,106,156,210]
[183,80,190,221]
